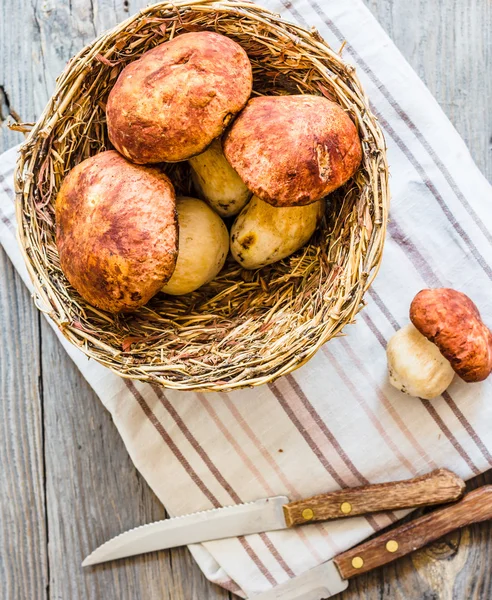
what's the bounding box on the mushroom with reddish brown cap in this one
[56,151,178,313]
[387,288,492,399]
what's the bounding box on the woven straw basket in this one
[15,0,389,391]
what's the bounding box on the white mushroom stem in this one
[230,196,324,270]
[387,323,455,400]
[189,138,251,217]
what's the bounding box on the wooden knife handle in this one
[334,485,492,579]
[282,469,465,527]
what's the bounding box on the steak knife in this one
[251,485,492,599]
[83,468,463,566]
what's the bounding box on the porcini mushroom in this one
[387,288,492,399]
[223,95,362,207]
[56,151,178,313]
[107,31,253,164]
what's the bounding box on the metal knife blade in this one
[82,495,289,566]
[249,560,348,600]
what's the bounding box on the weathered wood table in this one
[1,1,491,598]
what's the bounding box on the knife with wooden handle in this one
[252,485,492,599]
[83,468,464,566]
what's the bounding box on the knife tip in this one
[82,555,96,567]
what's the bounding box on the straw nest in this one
[15,0,389,391]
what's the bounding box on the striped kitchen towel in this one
[1,0,492,597]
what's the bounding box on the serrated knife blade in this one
[82,496,289,566]
[249,561,349,600]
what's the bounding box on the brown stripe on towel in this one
[268,380,381,532]
[197,392,297,577]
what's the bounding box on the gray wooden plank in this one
[0,248,47,600]
[365,0,492,181]
[0,0,35,152]
[0,1,47,597]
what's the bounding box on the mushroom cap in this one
[410,288,492,382]
[56,151,178,313]
[222,95,362,207]
[107,31,253,164]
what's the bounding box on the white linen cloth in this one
[1,0,492,596]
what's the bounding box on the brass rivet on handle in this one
[386,540,399,553]
[302,508,314,521]
[340,502,352,514]
[352,556,364,569]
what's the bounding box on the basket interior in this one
[17,2,387,390]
